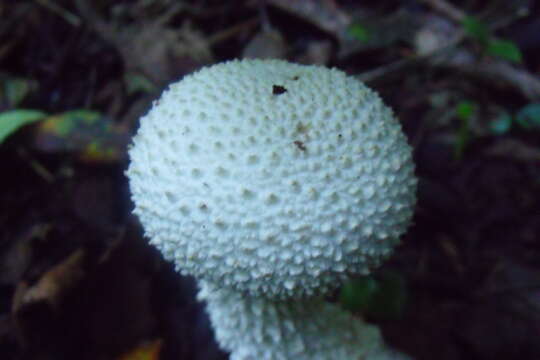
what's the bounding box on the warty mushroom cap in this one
[127,59,417,300]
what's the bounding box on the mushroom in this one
[127,59,417,359]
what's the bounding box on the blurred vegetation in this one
[0,1,539,360]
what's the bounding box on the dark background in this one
[1,1,540,359]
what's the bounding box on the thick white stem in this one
[198,280,395,360]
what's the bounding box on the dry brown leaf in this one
[484,138,540,161]
[268,0,351,36]
[12,249,86,313]
[0,224,51,286]
[296,40,333,65]
[116,339,163,360]
[115,20,213,85]
[242,29,287,60]
[414,15,457,55]
[76,0,213,86]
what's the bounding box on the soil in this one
[1,1,539,360]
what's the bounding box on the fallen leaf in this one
[0,73,38,109]
[76,1,213,85]
[116,339,163,360]
[268,0,351,37]
[31,110,128,163]
[0,224,51,286]
[296,40,332,65]
[242,29,287,60]
[485,138,540,161]
[12,249,86,312]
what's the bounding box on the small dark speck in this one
[292,76,299,80]
[294,140,306,151]
[272,85,287,95]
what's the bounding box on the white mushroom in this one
[198,281,389,360]
[127,59,417,359]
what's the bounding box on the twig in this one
[358,3,540,100]
[267,0,351,35]
[257,0,272,32]
[418,0,466,22]
[423,1,540,100]
[207,18,259,45]
[35,0,81,27]
[438,59,540,100]
[357,33,464,84]
[16,147,55,183]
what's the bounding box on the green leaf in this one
[124,72,158,95]
[454,117,470,160]
[490,113,513,134]
[0,74,36,108]
[515,103,540,129]
[340,277,378,312]
[366,271,408,320]
[339,271,408,320]
[5,79,31,107]
[487,39,523,63]
[454,101,476,159]
[461,16,489,44]
[348,24,370,43]
[0,109,47,144]
[455,101,477,121]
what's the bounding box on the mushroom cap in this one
[127,59,417,299]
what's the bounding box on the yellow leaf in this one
[117,339,163,360]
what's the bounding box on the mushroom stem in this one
[198,280,387,360]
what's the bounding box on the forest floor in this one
[1,1,539,359]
